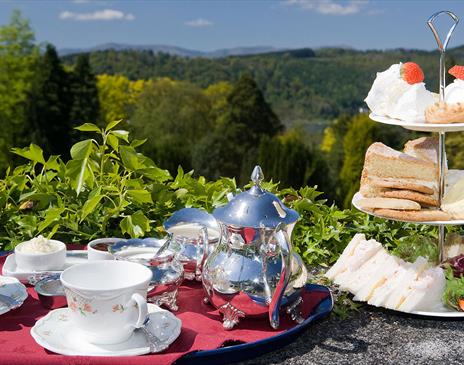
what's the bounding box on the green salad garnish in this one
[443,266,464,311]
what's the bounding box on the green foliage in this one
[391,235,439,265]
[443,267,464,311]
[193,75,283,183]
[28,44,73,157]
[0,10,39,170]
[446,132,464,170]
[339,114,377,207]
[0,123,436,268]
[96,74,147,124]
[0,123,238,249]
[258,132,316,189]
[63,47,445,122]
[130,78,212,173]
[69,53,100,143]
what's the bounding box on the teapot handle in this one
[269,226,291,329]
[196,226,209,281]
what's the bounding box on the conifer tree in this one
[28,44,72,157]
[69,54,99,142]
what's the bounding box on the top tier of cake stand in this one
[369,113,464,133]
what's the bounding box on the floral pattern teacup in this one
[61,261,152,345]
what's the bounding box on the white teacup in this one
[87,237,125,261]
[60,261,152,345]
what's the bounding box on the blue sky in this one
[1,0,464,51]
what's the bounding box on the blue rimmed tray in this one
[175,284,333,365]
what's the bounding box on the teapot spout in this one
[268,225,291,329]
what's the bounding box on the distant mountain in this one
[59,43,283,58]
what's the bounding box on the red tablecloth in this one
[0,253,328,365]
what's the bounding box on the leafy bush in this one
[0,121,237,250]
[0,121,437,270]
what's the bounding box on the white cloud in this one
[185,18,213,27]
[285,0,368,16]
[72,0,90,3]
[59,9,135,21]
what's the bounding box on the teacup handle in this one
[129,293,148,329]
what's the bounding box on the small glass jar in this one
[109,238,184,311]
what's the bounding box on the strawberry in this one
[449,65,464,80]
[400,62,425,84]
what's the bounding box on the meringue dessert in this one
[365,62,434,122]
[426,66,464,123]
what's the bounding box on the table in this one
[240,305,464,365]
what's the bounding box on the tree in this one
[225,74,282,146]
[194,75,283,182]
[69,53,99,142]
[192,123,247,180]
[0,10,38,170]
[97,74,147,124]
[130,78,211,173]
[28,44,72,157]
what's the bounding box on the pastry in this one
[373,208,451,222]
[361,175,435,195]
[365,62,434,122]
[442,175,464,219]
[357,196,421,211]
[403,136,439,164]
[380,189,438,207]
[361,142,438,182]
[425,101,464,123]
[425,66,464,123]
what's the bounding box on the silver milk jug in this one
[164,208,220,281]
[202,166,308,330]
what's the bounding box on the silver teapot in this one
[202,166,308,330]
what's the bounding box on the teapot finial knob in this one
[251,165,264,187]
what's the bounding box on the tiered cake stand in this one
[352,11,464,318]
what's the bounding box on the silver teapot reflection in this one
[202,166,308,330]
[109,237,184,311]
[164,208,221,281]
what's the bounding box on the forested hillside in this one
[4,10,464,209]
[63,47,462,123]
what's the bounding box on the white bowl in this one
[15,239,66,271]
[87,238,125,261]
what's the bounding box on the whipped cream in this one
[365,63,434,122]
[445,79,464,104]
[390,83,435,122]
[17,235,62,254]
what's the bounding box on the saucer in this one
[31,303,182,356]
[0,276,28,315]
[2,250,88,284]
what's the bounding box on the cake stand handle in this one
[427,11,459,102]
[438,131,446,204]
[438,224,446,263]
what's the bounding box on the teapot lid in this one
[213,166,299,229]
